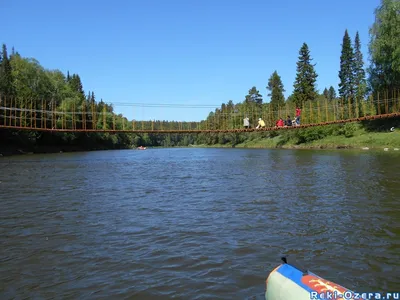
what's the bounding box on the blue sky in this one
[2,0,380,121]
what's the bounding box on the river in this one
[0,148,399,299]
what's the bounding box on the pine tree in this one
[0,44,14,96]
[338,30,355,102]
[90,91,95,104]
[328,86,337,101]
[286,94,295,104]
[323,88,329,99]
[353,32,367,100]
[68,73,85,100]
[245,86,263,104]
[292,43,318,107]
[267,70,285,112]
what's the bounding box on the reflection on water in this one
[0,148,399,299]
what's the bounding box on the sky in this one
[1,0,380,121]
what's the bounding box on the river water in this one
[0,148,399,299]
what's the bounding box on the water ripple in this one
[0,148,399,299]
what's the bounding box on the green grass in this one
[235,136,282,148]
[182,122,400,150]
[233,125,400,150]
[188,143,234,148]
[304,131,400,149]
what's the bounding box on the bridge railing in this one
[197,93,399,130]
[0,92,399,132]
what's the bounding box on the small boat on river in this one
[137,146,146,150]
[265,257,360,299]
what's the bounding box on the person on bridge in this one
[295,107,301,125]
[276,118,284,127]
[285,116,292,127]
[243,117,250,129]
[256,118,266,129]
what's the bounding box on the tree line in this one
[202,0,399,131]
[0,0,399,151]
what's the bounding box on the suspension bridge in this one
[0,94,399,134]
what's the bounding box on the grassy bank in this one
[235,130,400,149]
[192,131,400,150]
[193,119,400,150]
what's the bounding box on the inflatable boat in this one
[265,257,361,299]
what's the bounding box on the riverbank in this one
[0,144,119,157]
[1,120,400,156]
[192,123,400,151]
[0,130,134,157]
[237,130,400,150]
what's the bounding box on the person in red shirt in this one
[295,107,301,125]
[276,118,284,127]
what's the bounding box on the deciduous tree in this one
[368,0,400,96]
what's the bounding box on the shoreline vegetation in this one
[1,118,399,157]
[1,0,399,157]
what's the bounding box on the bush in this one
[337,123,359,138]
[360,116,400,132]
[268,131,279,138]
[294,126,334,144]
[218,132,228,144]
[277,131,298,146]
[248,132,259,141]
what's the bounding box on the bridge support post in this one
[52,100,55,129]
[17,97,20,127]
[30,99,32,128]
[325,98,328,122]
[340,98,344,120]
[9,97,13,127]
[103,106,106,130]
[362,97,367,118]
[41,99,43,128]
[2,95,6,126]
[72,103,75,130]
[355,96,359,118]
[377,92,381,115]
[91,101,94,130]
[82,101,86,130]
[333,99,336,121]
[34,100,37,129]
[62,105,64,130]
[13,96,16,127]
[385,90,389,114]
[348,97,352,119]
